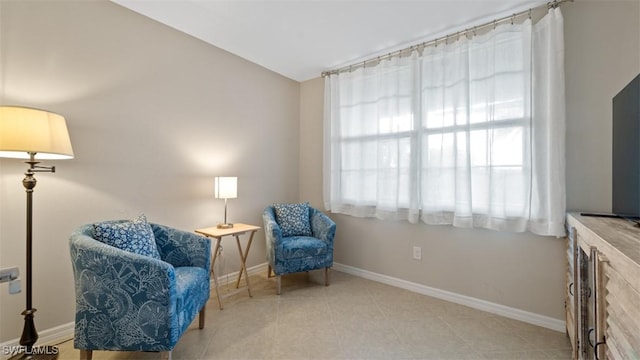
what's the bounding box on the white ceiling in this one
[112,0,546,82]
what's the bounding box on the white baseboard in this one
[332,262,566,332]
[0,322,74,360]
[1,260,563,357]
[211,262,269,286]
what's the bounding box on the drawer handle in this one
[594,340,606,360]
[588,328,606,359]
[569,282,574,296]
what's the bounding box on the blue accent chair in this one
[263,205,336,294]
[69,221,211,360]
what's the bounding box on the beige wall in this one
[0,1,299,342]
[565,0,640,212]
[299,0,640,321]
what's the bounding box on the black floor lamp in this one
[0,106,74,359]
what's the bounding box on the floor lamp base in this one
[8,345,58,360]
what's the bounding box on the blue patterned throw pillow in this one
[93,214,161,260]
[274,202,312,237]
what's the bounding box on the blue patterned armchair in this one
[69,219,211,360]
[263,203,336,294]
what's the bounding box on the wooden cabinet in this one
[566,213,640,360]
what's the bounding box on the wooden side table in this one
[195,223,260,310]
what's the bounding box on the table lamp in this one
[0,106,74,359]
[214,176,237,229]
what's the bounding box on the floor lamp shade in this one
[0,106,74,159]
[0,105,73,359]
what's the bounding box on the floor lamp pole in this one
[20,163,38,352]
[11,153,59,360]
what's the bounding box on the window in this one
[324,9,566,236]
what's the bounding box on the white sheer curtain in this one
[324,8,565,236]
[324,55,421,222]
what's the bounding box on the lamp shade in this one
[0,106,74,160]
[214,176,237,199]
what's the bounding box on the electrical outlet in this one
[412,246,422,260]
[0,267,19,283]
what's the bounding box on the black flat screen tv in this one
[612,73,640,219]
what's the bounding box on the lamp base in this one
[217,223,234,229]
[8,345,58,360]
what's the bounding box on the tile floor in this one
[56,270,572,359]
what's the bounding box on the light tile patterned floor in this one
[56,270,572,359]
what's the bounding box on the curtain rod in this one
[321,0,572,78]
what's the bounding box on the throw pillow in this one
[93,214,161,260]
[273,202,312,237]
